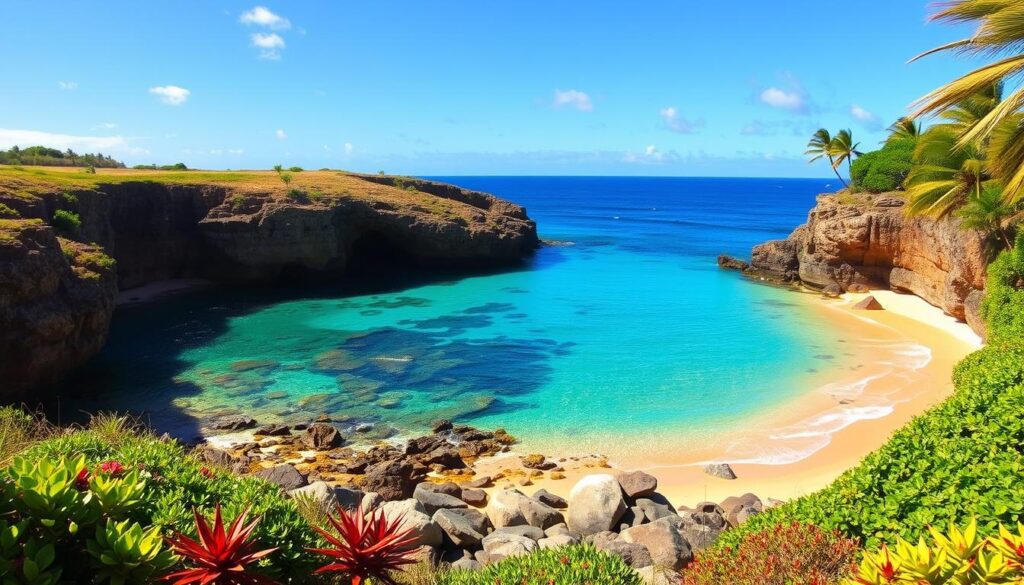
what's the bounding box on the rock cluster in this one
[735,192,988,335]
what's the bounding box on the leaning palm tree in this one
[886,117,922,144]
[829,129,862,180]
[806,128,847,187]
[909,0,1024,202]
[906,126,990,216]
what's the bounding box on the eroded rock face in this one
[749,192,987,333]
[0,221,117,396]
[0,174,539,396]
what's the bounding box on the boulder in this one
[485,488,528,528]
[538,534,578,549]
[567,474,627,535]
[416,481,462,498]
[533,489,568,509]
[255,424,291,436]
[450,557,481,571]
[210,416,257,431]
[288,482,363,512]
[636,498,675,523]
[461,488,487,507]
[301,423,343,450]
[621,517,693,570]
[379,499,442,547]
[255,464,307,491]
[720,493,763,527]
[595,539,653,569]
[717,255,749,271]
[617,470,658,499]
[433,508,485,549]
[519,497,564,530]
[703,463,737,480]
[361,491,383,512]
[361,459,425,501]
[443,508,491,536]
[520,454,557,470]
[432,419,454,433]
[414,484,469,515]
[853,295,884,310]
[481,531,538,555]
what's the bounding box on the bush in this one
[439,545,643,585]
[0,203,20,218]
[286,189,309,203]
[288,166,303,172]
[846,519,1024,584]
[4,420,322,581]
[850,139,915,193]
[982,233,1024,344]
[51,209,81,236]
[682,522,858,585]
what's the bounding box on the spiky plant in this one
[308,504,419,585]
[163,504,278,585]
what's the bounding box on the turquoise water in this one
[67,177,847,463]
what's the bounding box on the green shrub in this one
[6,422,322,581]
[682,522,858,585]
[51,210,81,236]
[288,166,303,172]
[0,203,19,218]
[850,139,915,193]
[287,189,309,203]
[982,233,1024,344]
[439,545,643,585]
[59,191,77,206]
[83,165,96,174]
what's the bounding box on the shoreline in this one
[474,288,981,505]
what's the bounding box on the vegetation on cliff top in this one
[0,146,125,169]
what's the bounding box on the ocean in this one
[64,176,851,464]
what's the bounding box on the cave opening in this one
[347,230,418,275]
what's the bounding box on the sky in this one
[0,1,982,177]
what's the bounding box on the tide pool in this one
[66,177,848,464]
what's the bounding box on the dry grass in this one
[0,406,53,464]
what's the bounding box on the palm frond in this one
[909,54,1024,120]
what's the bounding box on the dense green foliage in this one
[850,139,916,193]
[0,146,124,168]
[439,545,643,585]
[717,243,1024,551]
[0,416,321,583]
[132,163,188,171]
[50,210,81,237]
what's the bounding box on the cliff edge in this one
[0,168,539,396]
[744,191,987,335]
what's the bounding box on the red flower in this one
[307,505,419,585]
[98,460,126,477]
[199,467,213,479]
[74,468,91,491]
[163,504,278,585]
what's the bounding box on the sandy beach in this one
[476,289,982,507]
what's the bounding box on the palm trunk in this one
[829,156,849,188]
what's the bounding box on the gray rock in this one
[481,531,537,554]
[210,416,257,431]
[689,502,728,530]
[489,525,545,542]
[443,508,491,536]
[489,541,533,559]
[538,534,578,549]
[485,488,528,528]
[361,491,383,512]
[255,464,307,491]
[450,557,481,571]
[636,498,675,523]
[464,476,493,489]
[532,489,568,509]
[567,474,627,535]
[379,499,442,547]
[596,539,653,569]
[519,497,565,530]
[288,481,363,512]
[301,423,343,450]
[417,481,462,498]
[720,493,763,527]
[544,523,577,538]
[414,484,469,515]
[703,463,737,480]
[461,488,487,507]
[433,508,485,548]
[255,424,291,436]
[621,517,692,570]
[617,470,658,499]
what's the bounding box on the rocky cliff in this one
[742,191,987,334]
[0,168,539,396]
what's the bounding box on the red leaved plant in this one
[308,504,419,585]
[163,503,278,585]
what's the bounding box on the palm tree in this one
[906,127,989,216]
[958,184,1018,253]
[886,118,921,144]
[909,1,1024,202]
[829,129,862,180]
[806,128,848,188]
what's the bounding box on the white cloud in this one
[0,128,126,151]
[759,87,804,112]
[240,6,290,29]
[94,122,118,130]
[850,104,875,122]
[552,89,593,112]
[149,85,190,106]
[660,106,703,134]
[623,144,677,164]
[250,32,285,59]
[344,143,354,155]
[57,81,78,91]
[229,148,244,155]
[275,129,287,140]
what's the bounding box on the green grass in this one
[439,545,643,585]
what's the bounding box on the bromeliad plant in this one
[847,519,1024,584]
[163,503,278,585]
[308,504,419,585]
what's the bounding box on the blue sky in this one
[0,1,980,176]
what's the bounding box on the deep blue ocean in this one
[67,176,848,464]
